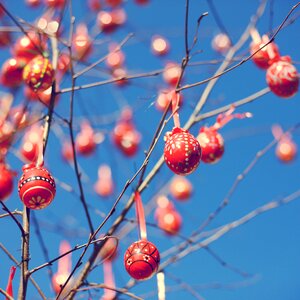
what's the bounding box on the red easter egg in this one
[276,140,297,162]
[1,58,26,88]
[197,127,224,163]
[155,90,183,112]
[105,0,123,7]
[0,164,15,201]
[0,31,11,48]
[106,46,125,69]
[52,273,68,294]
[135,0,149,4]
[73,24,92,62]
[13,33,45,64]
[124,240,160,280]
[157,209,182,235]
[57,53,70,74]
[112,67,128,86]
[97,237,118,262]
[163,62,181,86]
[61,142,74,162]
[45,0,65,8]
[212,33,231,54]
[23,55,54,92]
[97,9,126,33]
[88,0,101,11]
[0,121,13,150]
[112,122,140,156]
[75,123,96,156]
[164,127,201,175]
[97,11,117,33]
[266,59,299,98]
[18,164,56,210]
[25,0,41,7]
[151,35,169,56]
[169,176,192,201]
[21,141,39,163]
[250,40,280,70]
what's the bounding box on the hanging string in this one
[102,260,116,300]
[170,91,181,128]
[134,191,147,240]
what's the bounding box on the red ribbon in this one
[134,191,147,240]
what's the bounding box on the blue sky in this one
[1,0,300,299]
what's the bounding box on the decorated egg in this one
[18,164,56,209]
[124,240,160,280]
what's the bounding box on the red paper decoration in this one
[23,55,54,92]
[18,164,56,210]
[164,127,201,175]
[124,240,160,280]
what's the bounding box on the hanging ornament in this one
[112,67,128,86]
[211,33,231,54]
[151,35,170,56]
[12,32,45,63]
[1,57,26,88]
[163,62,181,86]
[164,92,201,175]
[72,23,93,61]
[45,0,66,8]
[18,164,56,210]
[23,55,54,92]
[155,89,183,112]
[61,141,74,162]
[106,43,125,69]
[0,31,12,48]
[97,9,126,33]
[52,240,72,294]
[5,266,16,300]
[249,29,280,70]
[135,0,149,4]
[75,120,97,156]
[197,106,252,163]
[105,0,123,7]
[94,164,114,197]
[155,198,182,236]
[25,0,41,7]
[124,192,160,280]
[112,108,141,156]
[272,124,297,163]
[88,0,102,11]
[57,53,70,74]
[266,56,299,98]
[0,163,15,201]
[97,236,118,262]
[169,175,192,201]
[20,125,43,163]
